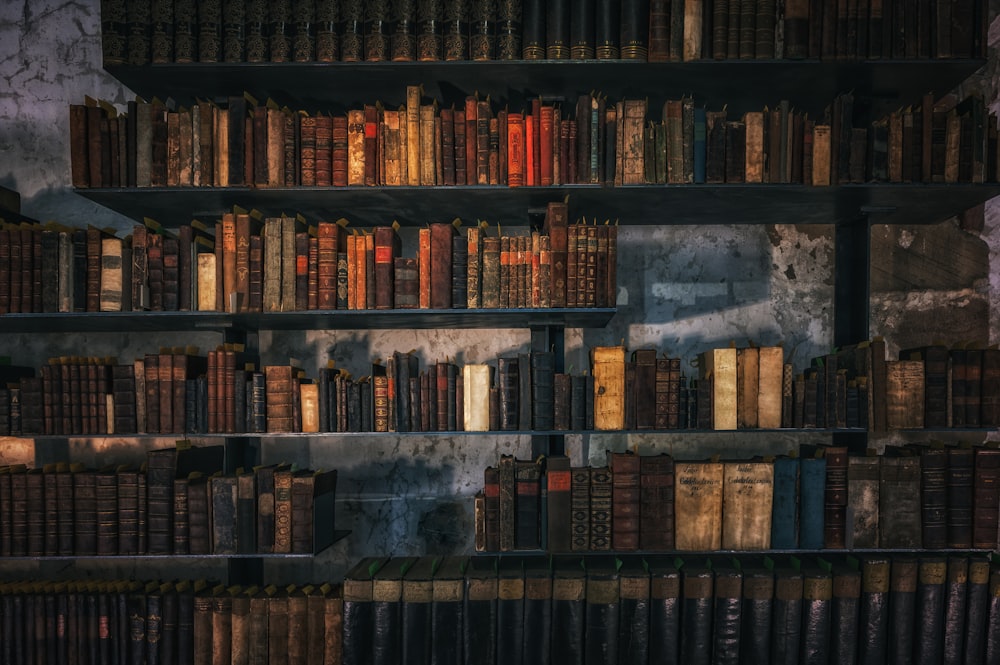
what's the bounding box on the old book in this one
[878,452,922,548]
[973,447,1000,549]
[264,364,295,432]
[736,346,760,429]
[947,445,974,549]
[721,460,773,550]
[885,359,924,429]
[291,468,337,553]
[799,453,826,549]
[592,346,625,430]
[847,454,880,549]
[674,461,724,550]
[758,346,784,428]
[608,451,640,551]
[700,347,737,430]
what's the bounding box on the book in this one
[700,347,737,430]
[592,346,625,430]
[722,460,773,550]
[674,461,724,550]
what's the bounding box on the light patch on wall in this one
[897,229,915,249]
[651,281,727,305]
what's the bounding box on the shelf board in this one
[75,183,1000,228]
[0,308,616,333]
[0,531,351,560]
[489,547,998,556]
[105,59,987,116]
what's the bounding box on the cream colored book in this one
[463,364,492,431]
[674,461,724,550]
[592,346,626,430]
[757,346,785,429]
[721,461,774,550]
[700,348,737,430]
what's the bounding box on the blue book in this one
[799,456,827,549]
[771,456,800,549]
[693,107,706,184]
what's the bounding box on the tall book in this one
[699,347,737,430]
[878,452,922,548]
[639,453,674,551]
[721,460,773,550]
[674,461,724,550]
[609,451,640,550]
[847,454,880,549]
[592,346,625,430]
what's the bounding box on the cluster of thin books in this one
[0,577,343,665]
[0,202,613,314]
[343,553,1000,665]
[101,0,990,67]
[0,446,337,557]
[476,444,1000,554]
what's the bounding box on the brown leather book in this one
[373,225,401,309]
[589,466,612,550]
[428,223,455,309]
[265,365,295,433]
[317,221,343,310]
[541,201,568,307]
[640,453,675,550]
[885,359,924,429]
[273,467,294,553]
[972,447,1000,549]
[736,346,759,429]
[609,451,640,550]
[394,257,419,309]
[632,349,657,429]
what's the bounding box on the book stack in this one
[0,577,343,665]
[102,0,991,65]
[0,446,338,557]
[342,553,1000,664]
[0,202,614,314]
[69,89,1000,190]
[474,443,1000,553]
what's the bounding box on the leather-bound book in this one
[737,564,773,664]
[966,347,984,428]
[515,457,542,549]
[608,451,640,551]
[847,454,880,548]
[947,446,974,549]
[496,454,517,552]
[770,564,804,665]
[428,222,455,308]
[887,556,919,665]
[736,346,759,428]
[789,567,828,665]
[126,0,152,64]
[415,0,441,60]
[594,0,619,57]
[365,0,391,61]
[581,556,619,663]
[911,556,947,665]
[70,468,98,556]
[546,555,585,662]
[541,456,571,552]
[589,466,612,551]
[799,453,826,549]
[291,468,337,553]
[939,556,968,665]
[469,0,496,59]
[619,0,649,59]
[679,563,712,665]
[186,475,212,555]
[710,562,742,665]
[973,448,1000,548]
[722,460,773,550]
[520,0,544,58]
[394,257,419,309]
[614,557,649,663]
[222,0,245,62]
[497,357,519,431]
[339,0,363,60]
[981,348,1000,427]
[266,0,292,61]
[94,465,119,556]
[821,444,849,548]
[399,557,435,663]
[23,467,45,556]
[963,556,990,664]
[144,447,177,554]
[209,474,238,554]
[342,558,384,665]
[482,466,500,552]
[638,453,674,551]
[463,555,497,665]
[492,556,524,664]
[529,350,554,430]
[495,0,520,59]
[428,556,466,664]
[569,467,590,551]
[443,0,468,59]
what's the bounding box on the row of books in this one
[0,577,343,665]
[102,0,991,67]
[6,338,999,437]
[69,88,1000,192]
[694,341,1000,432]
[0,202,614,314]
[0,447,337,557]
[343,553,1000,665]
[475,444,1000,554]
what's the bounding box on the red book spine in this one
[525,114,536,186]
[418,228,431,309]
[507,113,525,188]
[364,104,378,186]
[531,98,542,186]
[540,105,554,186]
[465,96,477,185]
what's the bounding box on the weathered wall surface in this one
[0,0,996,580]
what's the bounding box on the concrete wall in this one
[0,0,996,581]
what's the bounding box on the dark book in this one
[187,475,211,555]
[878,452,922,549]
[291,468,337,553]
[963,555,990,665]
[771,564,803,665]
[589,466,612,551]
[521,0,545,58]
[947,446,974,549]
[95,466,119,555]
[973,447,1000,549]
[514,458,542,550]
[771,456,799,549]
[741,564,774,665]
[72,468,97,556]
[342,557,390,665]
[681,563,713,665]
[712,562,742,665]
[400,556,435,665]
[530,351,554,431]
[495,556,525,665]
[900,345,949,427]
[887,557,919,665]
[609,451,640,551]
[464,555,498,665]
[800,566,833,665]
[799,454,826,549]
[583,556,620,663]
[429,555,466,665]
[639,453,674,551]
[912,556,947,665]
[546,456,571,553]
[570,466,590,552]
